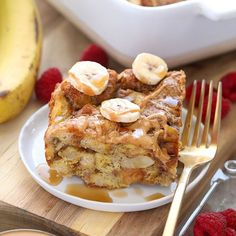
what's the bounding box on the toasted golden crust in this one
[45,68,186,189]
[119,69,156,93]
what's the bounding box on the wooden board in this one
[0,201,78,236]
[1,1,236,235]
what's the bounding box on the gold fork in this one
[163,80,222,236]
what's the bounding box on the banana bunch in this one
[0,0,42,123]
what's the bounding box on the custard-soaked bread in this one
[45,57,185,189]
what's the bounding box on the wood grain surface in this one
[0,201,78,236]
[1,1,236,235]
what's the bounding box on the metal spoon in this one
[178,160,236,236]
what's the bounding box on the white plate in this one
[19,105,209,212]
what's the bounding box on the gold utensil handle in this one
[163,166,193,236]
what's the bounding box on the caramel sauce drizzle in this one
[37,164,63,186]
[37,165,165,203]
[145,192,165,201]
[65,184,112,203]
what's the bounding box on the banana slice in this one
[68,61,109,96]
[100,98,140,123]
[132,53,168,85]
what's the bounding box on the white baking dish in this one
[47,0,236,67]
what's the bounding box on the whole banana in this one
[0,0,42,123]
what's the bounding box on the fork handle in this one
[163,166,193,236]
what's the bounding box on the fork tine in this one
[182,80,197,147]
[211,82,222,145]
[192,80,205,147]
[201,80,213,146]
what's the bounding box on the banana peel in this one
[0,0,42,123]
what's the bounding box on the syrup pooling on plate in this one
[65,184,112,202]
[145,192,165,201]
[36,163,164,202]
[133,187,143,195]
[133,187,165,201]
[36,164,63,186]
[65,183,164,202]
[111,189,128,198]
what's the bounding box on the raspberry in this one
[225,228,236,236]
[220,209,236,230]
[193,212,227,236]
[186,81,210,106]
[202,92,231,123]
[221,72,236,102]
[35,68,62,103]
[80,44,109,68]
